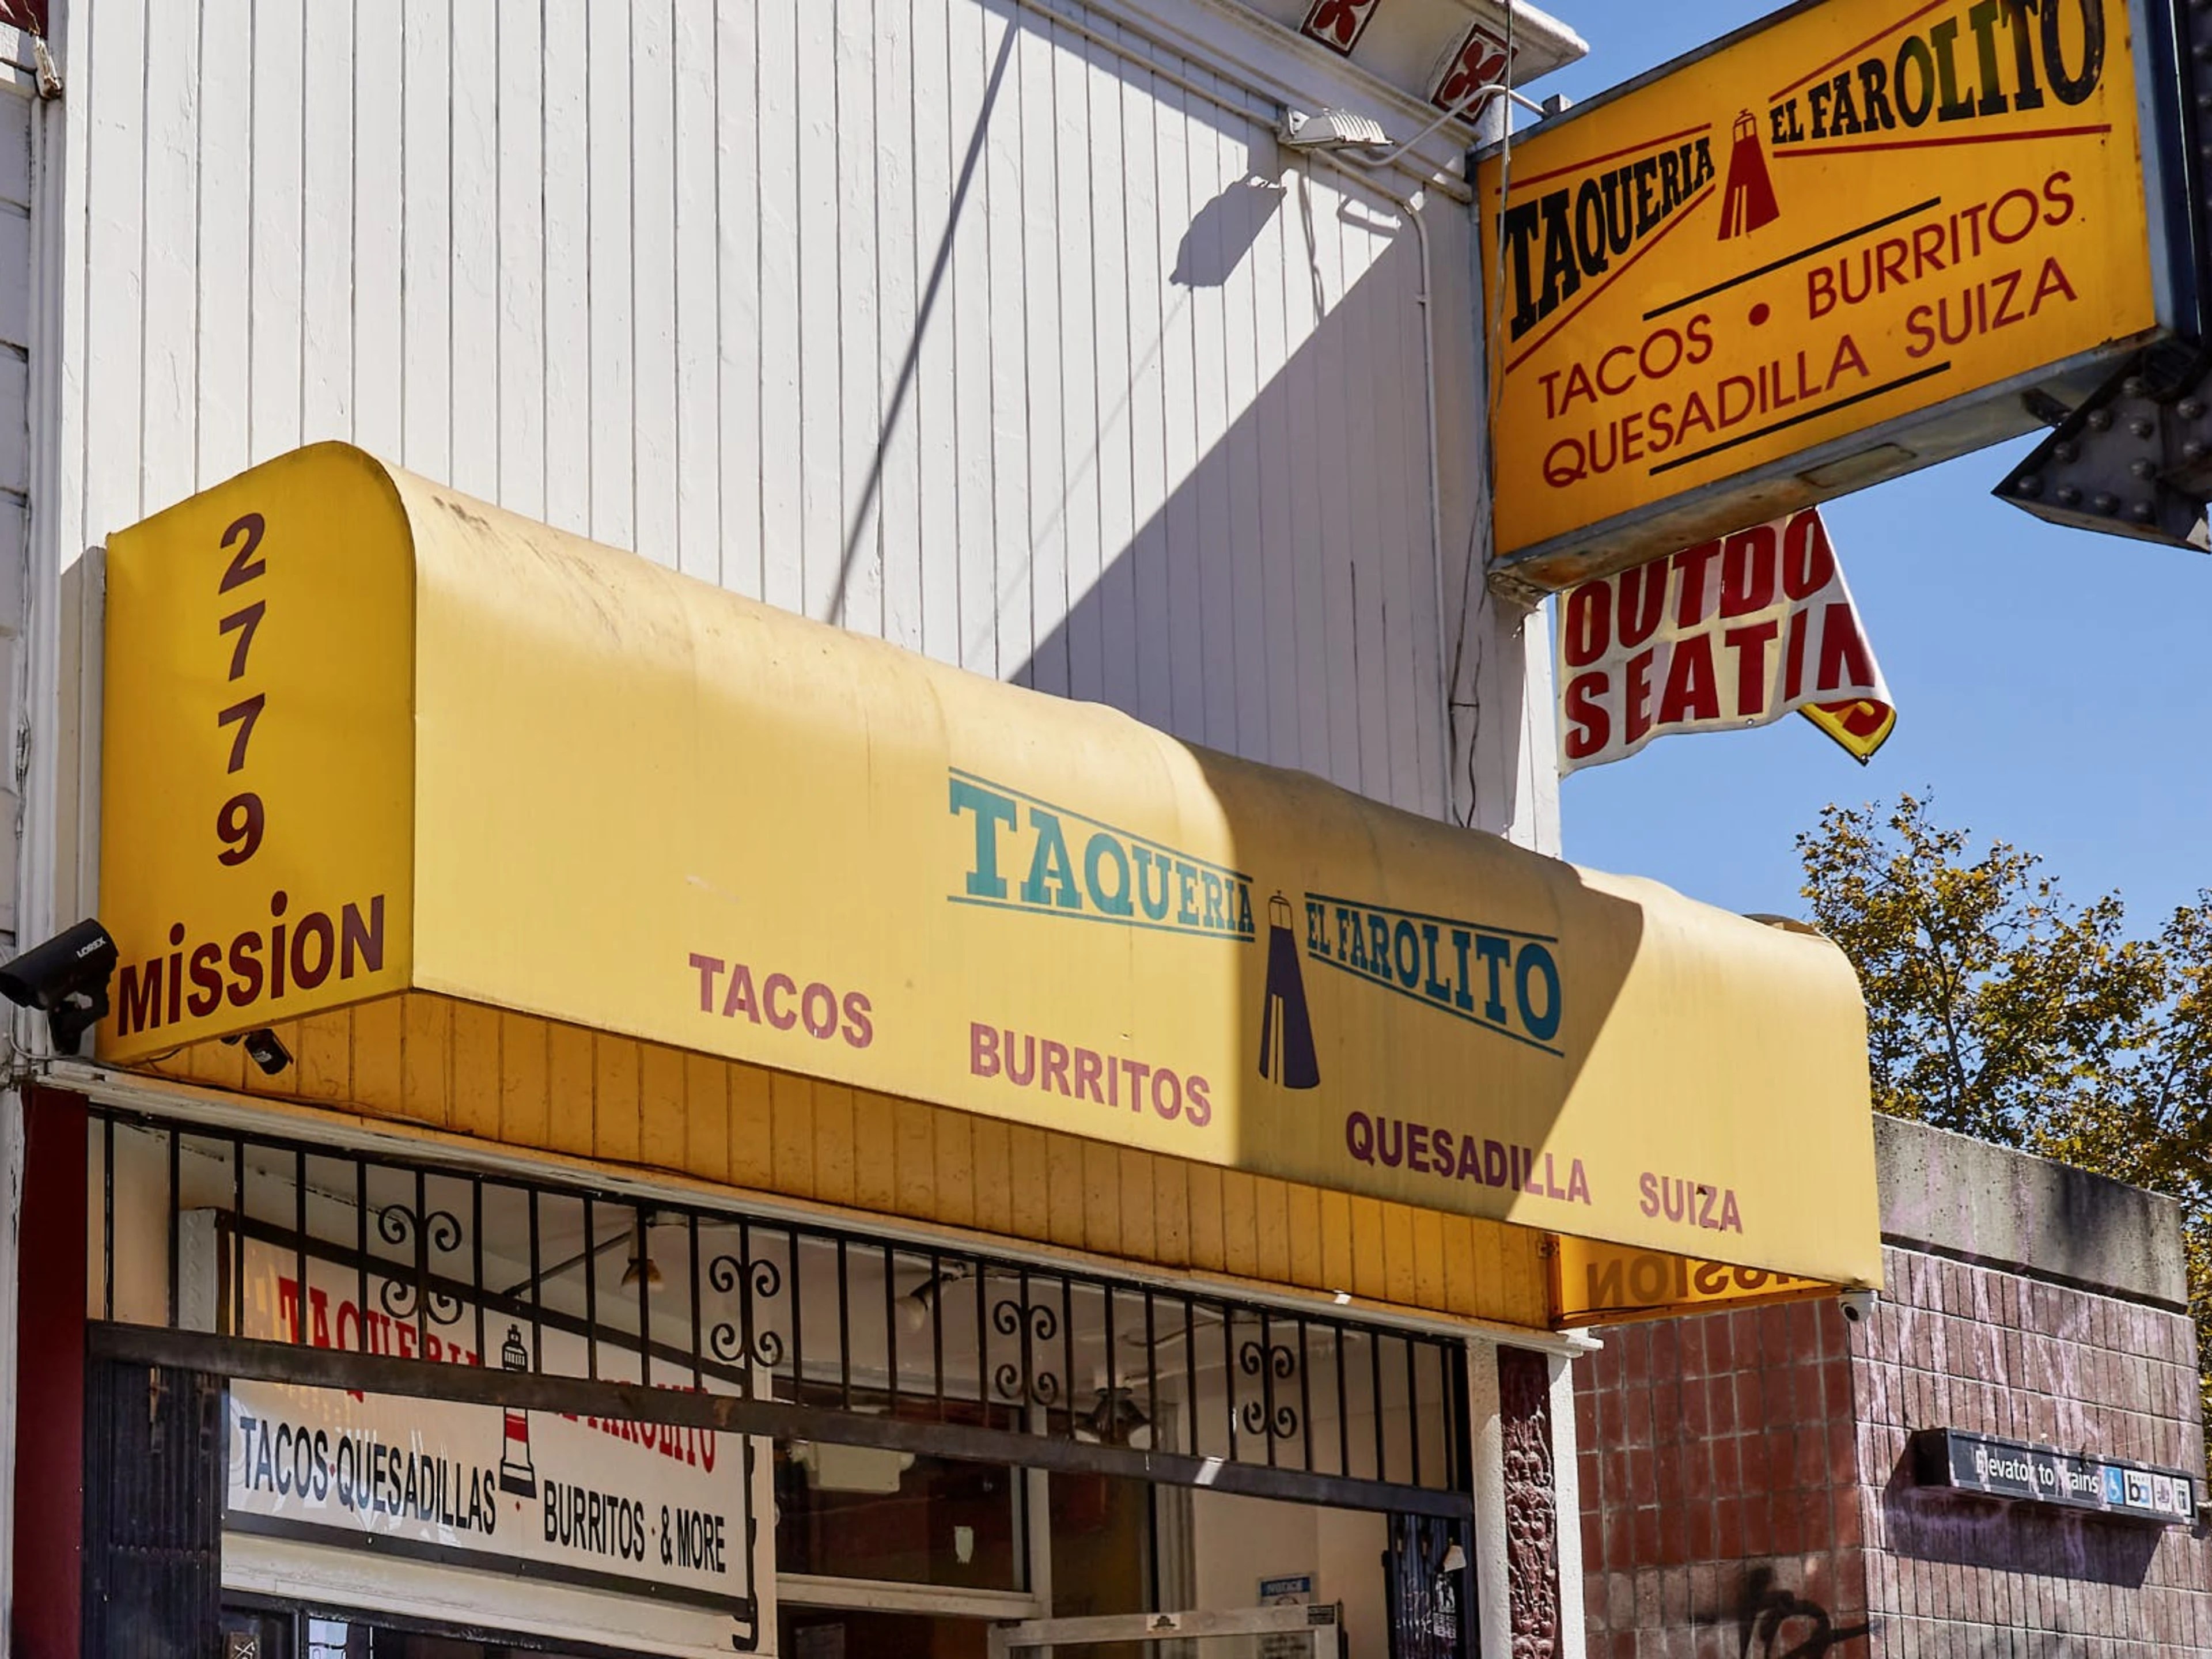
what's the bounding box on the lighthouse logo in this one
[1257,893,1320,1089]
[1717,109,1780,239]
[497,1323,539,1498]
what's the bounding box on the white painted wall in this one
[0,44,41,1656]
[31,0,1557,951]
[1189,1488,1387,1659]
[0,63,29,956]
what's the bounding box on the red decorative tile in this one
[1715,1494,1745,1560]
[1429,19,1515,113]
[1604,1501,1634,1571]
[1679,1316,1708,1380]
[1752,1495,1787,1557]
[1792,1427,1827,1488]
[1687,1499,1719,1563]
[1632,1503,1662,1565]
[1653,1378,1684,1440]
[1706,1317,1734,1373]
[1706,1376,1736,1433]
[1733,1368,1765,1425]
[1827,1415,1858,1483]
[1737,1431,1770,1490]
[1298,0,1381,56]
[1630,1445,1657,1508]
[1794,1360,1828,1426]
[1681,1381,1710,1440]
[1764,1429,1795,1488]
[1796,1485,1833,1551]
[1834,1547,1868,1619]
[1708,1434,1740,1491]
[1832,1484,1864,1552]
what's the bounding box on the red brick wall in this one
[1855,1246,2210,1654]
[1577,1297,1866,1658]
[1577,1244,2212,1658]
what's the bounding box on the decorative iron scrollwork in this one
[706,1253,787,1368]
[374,1203,464,1326]
[990,1297,1062,1406]
[1237,1338,1300,1438]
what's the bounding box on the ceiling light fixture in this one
[620,1217,664,1289]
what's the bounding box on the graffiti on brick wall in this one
[1498,1347,1560,1659]
[1736,1566,1871,1659]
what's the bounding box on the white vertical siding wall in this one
[0,72,29,949]
[46,0,1535,866]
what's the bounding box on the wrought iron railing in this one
[88,1105,1469,1507]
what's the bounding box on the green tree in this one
[1797,794,2212,1443]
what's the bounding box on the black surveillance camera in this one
[0,918,118,1054]
[219,1027,293,1077]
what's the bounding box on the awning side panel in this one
[100,445,418,1057]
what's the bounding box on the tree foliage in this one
[1798,794,2212,1442]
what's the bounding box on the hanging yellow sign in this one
[1478,0,2188,586]
[100,445,1884,1289]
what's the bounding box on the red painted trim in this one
[14,1086,86,1659]
[1497,123,1717,197]
[0,2,44,37]
[1770,0,1955,103]
[1772,122,2112,158]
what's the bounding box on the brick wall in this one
[1577,1242,2212,1658]
[1858,1245,2209,1656]
[1577,1296,1866,1658]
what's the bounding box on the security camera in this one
[1839,1289,1879,1324]
[219,1027,293,1077]
[0,918,118,1054]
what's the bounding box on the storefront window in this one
[779,1607,992,1659]
[773,1441,1025,1590]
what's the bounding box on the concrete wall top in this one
[1875,1113,2188,1311]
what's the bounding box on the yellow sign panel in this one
[101,453,416,1037]
[1478,0,2172,583]
[1550,1236,1839,1329]
[101,445,1883,1289]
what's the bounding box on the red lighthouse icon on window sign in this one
[1718,110,1779,240]
[498,1323,538,1498]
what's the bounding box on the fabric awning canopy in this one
[99,444,1881,1289]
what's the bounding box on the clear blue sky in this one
[1535,4,2212,929]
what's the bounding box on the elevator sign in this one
[1476,0,2197,586]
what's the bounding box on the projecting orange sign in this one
[1477,0,2190,587]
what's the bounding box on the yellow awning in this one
[98,444,1881,1289]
